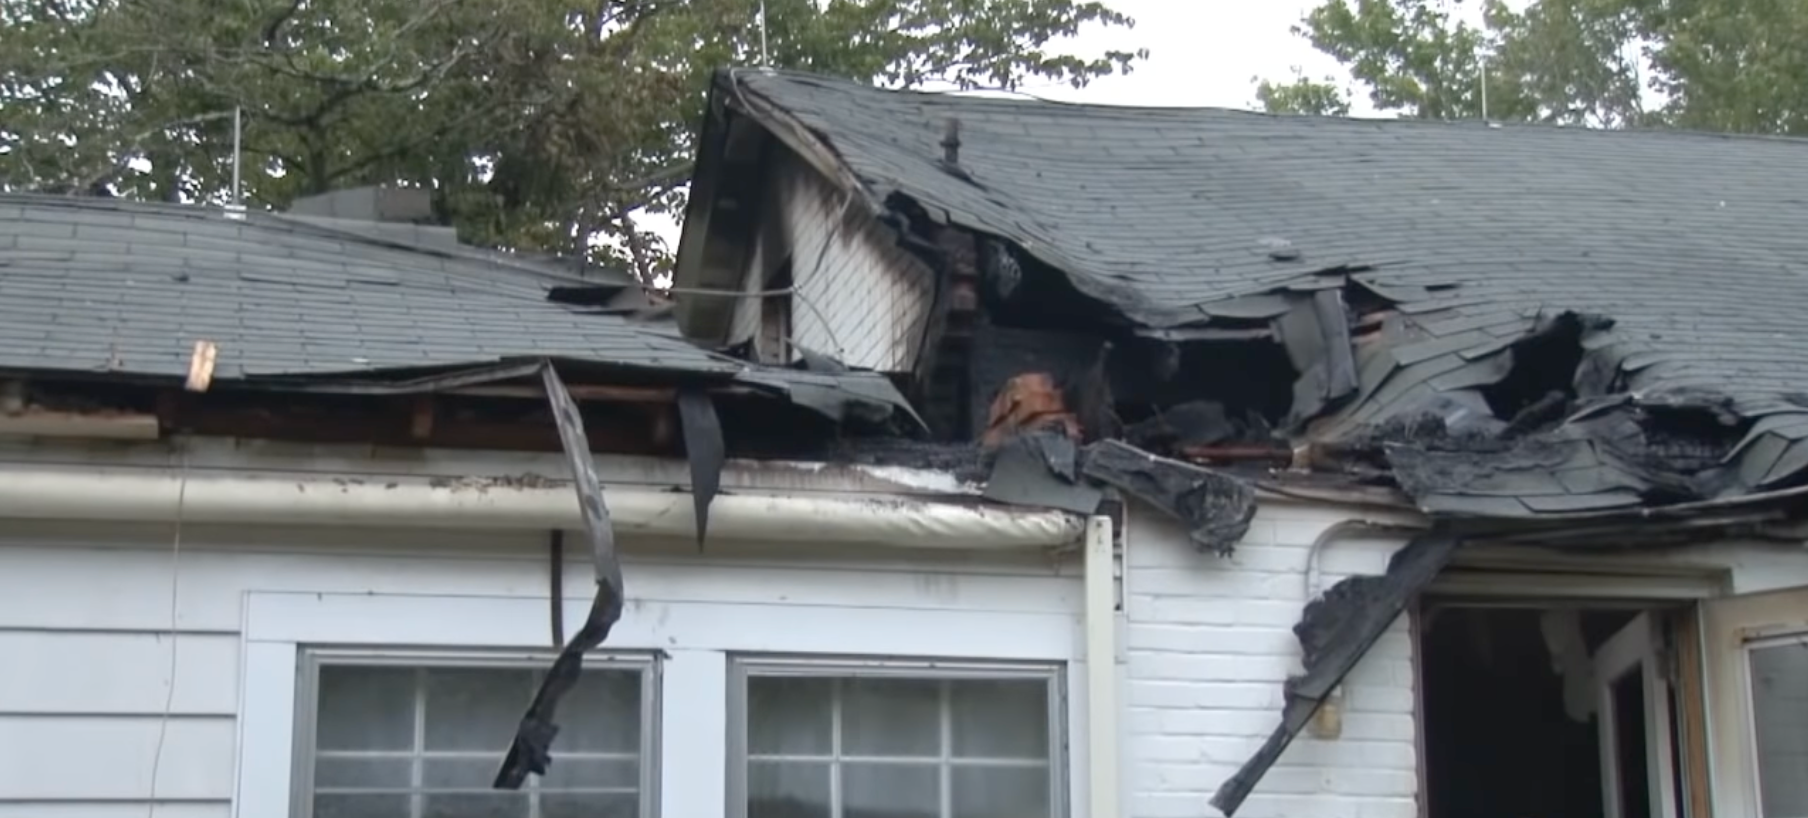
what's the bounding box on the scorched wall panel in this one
[1123,502,1420,818]
[778,151,932,373]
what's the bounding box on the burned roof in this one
[713,69,1808,526]
[0,194,918,427]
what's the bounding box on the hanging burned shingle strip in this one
[1210,531,1460,816]
[493,362,627,790]
[677,386,726,547]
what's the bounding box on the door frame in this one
[1416,564,1722,818]
[1701,587,1808,818]
[1592,611,1681,818]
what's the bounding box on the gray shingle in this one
[722,69,1808,506]
[0,194,916,428]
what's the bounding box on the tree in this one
[1255,0,1808,137]
[0,0,1145,281]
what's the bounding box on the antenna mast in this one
[231,106,243,206]
[757,0,770,67]
[1479,54,1488,120]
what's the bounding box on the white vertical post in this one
[1084,515,1119,818]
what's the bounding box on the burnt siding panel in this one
[777,151,931,373]
[725,231,766,350]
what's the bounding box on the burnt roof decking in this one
[0,194,916,425]
[717,69,1808,517]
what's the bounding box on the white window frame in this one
[1740,629,1808,818]
[235,587,1087,818]
[291,647,661,818]
[727,656,1070,818]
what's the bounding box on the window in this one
[729,659,1066,818]
[296,651,658,818]
[1747,634,1808,818]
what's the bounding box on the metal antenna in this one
[224,106,248,220]
[1479,53,1489,120]
[231,106,243,206]
[757,0,770,67]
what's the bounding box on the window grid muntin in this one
[732,656,1067,818]
[297,648,658,818]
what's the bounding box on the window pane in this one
[423,667,536,751]
[950,680,1050,759]
[542,757,639,790]
[422,757,497,790]
[314,793,410,818]
[315,757,412,790]
[543,793,639,818]
[748,761,830,818]
[423,794,528,818]
[317,666,416,751]
[843,763,938,818]
[843,678,940,757]
[1750,641,1808,818]
[952,765,1051,818]
[748,677,833,755]
[558,669,642,753]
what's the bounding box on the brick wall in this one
[1125,501,1421,818]
[777,151,933,372]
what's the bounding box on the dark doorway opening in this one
[1419,604,1641,818]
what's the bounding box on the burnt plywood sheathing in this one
[1210,531,1461,816]
[1079,439,1256,555]
[494,363,627,790]
[677,386,726,547]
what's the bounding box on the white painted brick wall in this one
[1125,501,1420,818]
[778,151,932,372]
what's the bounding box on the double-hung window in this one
[295,650,658,818]
[729,658,1067,818]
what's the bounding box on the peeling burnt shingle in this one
[706,69,1808,817]
[1211,531,1460,816]
[1080,439,1256,554]
[718,68,1808,523]
[495,363,626,790]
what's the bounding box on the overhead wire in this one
[145,450,189,816]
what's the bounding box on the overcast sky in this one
[1006,0,1357,110]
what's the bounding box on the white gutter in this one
[0,464,1085,549]
[1083,514,1121,818]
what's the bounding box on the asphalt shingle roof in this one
[723,69,1808,513]
[0,194,916,427]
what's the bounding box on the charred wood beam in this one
[495,363,628,790]
[1210,531,1460,816]
[168,394,675,456]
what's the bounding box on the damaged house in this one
[669,70,1808,818]
[1,74,1807,818]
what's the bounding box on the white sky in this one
[1008,0,1361,110]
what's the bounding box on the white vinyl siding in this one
[777,151,933,373]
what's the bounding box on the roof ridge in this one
[732,68,1808,148]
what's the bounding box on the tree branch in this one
[609,160,693,192]
[72,108,235,193]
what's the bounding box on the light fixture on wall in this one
[1308,685,1345,740]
